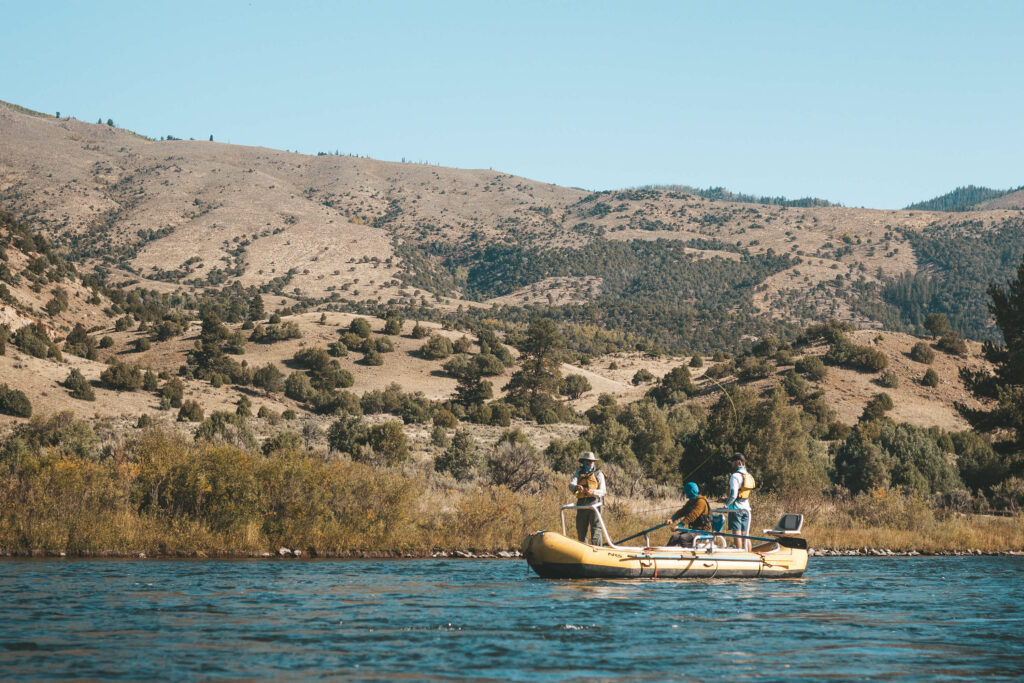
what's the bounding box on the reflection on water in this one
[0,557,1022,681]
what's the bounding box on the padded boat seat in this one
[765,513,803,536]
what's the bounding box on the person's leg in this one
[575,509,589,542]
[728,510,744,549]
[590,516,603,546]
[745,509,753,552]
[733,509,750,550]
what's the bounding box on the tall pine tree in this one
[959,256,1024,469]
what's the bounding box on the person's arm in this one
[593,471,607,498]
[680,498,708,526]
[569,472,580,495]
[724,473,740,507]
[666,499,696,526]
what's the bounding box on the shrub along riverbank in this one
[1,428,1021,557]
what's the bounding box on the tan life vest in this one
[736,470,755,499]
[575,469,601,499]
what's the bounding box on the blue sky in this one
[3,1,1022,208]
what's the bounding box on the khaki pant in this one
[575,497,603,546]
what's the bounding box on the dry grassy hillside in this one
[0,100,1009,450]
[3,101,1022,330]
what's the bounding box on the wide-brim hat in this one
[579,451,597,462]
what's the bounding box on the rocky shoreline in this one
[809,547,1024,557]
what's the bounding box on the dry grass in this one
[2,428,1020,556]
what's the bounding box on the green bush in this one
[349,317,372,338]
[309,390,362,416]
[631,368,655,385]
[63,369,95,401]
[327,415,369,455]
[795,355,827,381]
[875,371,900,388]
[63,323,98,360]
[285,372,313,402]
[178,400,204,422]
[560,374,592,400]
[430,424,451,448]
[101,360,143,391]
[361,348,384,366]
[435,428,480,480]
[99,335,114,349]
[420,334,454,360]
[14,323,62,361]
[921,368,939,387]
[646,365,697,405]
[194,411,257,451]
[253,364,285,394]
[909,342,935,364]
[433,408,458,429]
[860,392,894,422]
[824,336,888,372]
[133,337,151,353]
[236,397,253,418]
[489,401,513,427]
[262,430,302,455]
[835,421,962,495]
[328,340,348,357]
[0,383,32,417]
[737,355,774,382]
[937,334,968,356]
[410,322,428,339]
[160,378,184,408]
[383,313,403,336]
[249,321,302,343]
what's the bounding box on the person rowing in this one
[664,482,712,547]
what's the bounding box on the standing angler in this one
[569,451,606,545]
[722,453,755,550]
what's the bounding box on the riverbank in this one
[2,430,1022,557]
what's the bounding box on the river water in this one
[0,557,1021,681]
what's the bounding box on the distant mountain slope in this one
[2,101,1023,347]
[635,184,837,207]
[904,185,1024,211]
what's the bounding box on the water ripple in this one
[0,557,1022,681]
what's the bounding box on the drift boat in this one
[522,502,808,579]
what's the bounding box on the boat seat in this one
[764,513,803,536]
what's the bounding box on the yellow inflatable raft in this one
[521,504,808,579]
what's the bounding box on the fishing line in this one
[679,373,738,482]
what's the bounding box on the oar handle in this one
[613,522,669,545]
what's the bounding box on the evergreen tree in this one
[504,318,564,417]
[959,256,1024,468]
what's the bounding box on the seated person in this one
[664,482,712,547]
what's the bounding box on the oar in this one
[613,522,670,545]
[675,527,807,550]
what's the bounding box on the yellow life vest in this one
[575,469,601,499]
[736,470,755,499]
